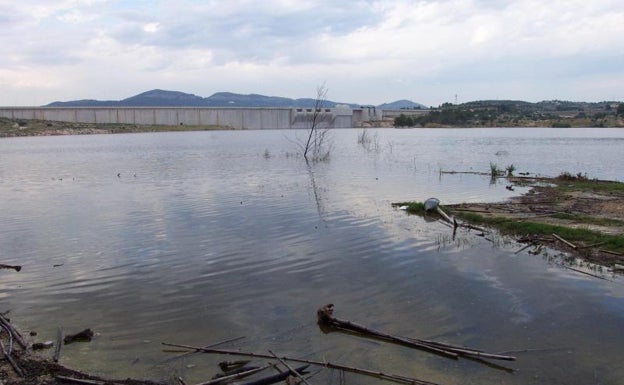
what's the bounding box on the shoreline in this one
[0,118,234,138]
[2,118,624,138]
[394,174,624,270]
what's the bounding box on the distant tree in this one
[394,114,415,127]
[617,103,624,116]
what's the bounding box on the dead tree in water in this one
[303,84,331,161]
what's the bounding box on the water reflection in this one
[0,129,623,384]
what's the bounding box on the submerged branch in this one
[160,342,441,385]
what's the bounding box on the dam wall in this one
[0,107,362,129]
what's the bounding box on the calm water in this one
[1,127,624,384]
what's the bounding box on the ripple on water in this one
[1,130,624,384]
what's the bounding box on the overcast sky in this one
[1,0,623,107]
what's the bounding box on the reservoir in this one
[1,127,623,384]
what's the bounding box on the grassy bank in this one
[393,174,624,266]
[454,211,624,254]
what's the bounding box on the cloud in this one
[0,0,623,106]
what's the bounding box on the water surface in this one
[1,128,623,384]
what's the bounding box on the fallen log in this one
[317,304,515,362]
[160,342,441,385]
[0,340,25,377]
[514,244,534,255]
[0,313,28,349]
[317,305,457,359]
[552,233,577,250]
[64,328,94,344]
[0,263,22,272]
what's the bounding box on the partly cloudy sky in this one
[1,0,623,106]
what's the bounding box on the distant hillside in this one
[121,90,205,106]
[378,99,427,109]
[45,89,424,109]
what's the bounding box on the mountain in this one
[121,89,206,106]
[377,99,427,109]
[45,89,423,109]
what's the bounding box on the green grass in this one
[393,202,426,213]
[550,213,624,227]
[556,179,624,194]
[553,173,624,194]
[454,211,624,254]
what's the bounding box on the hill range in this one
[46,89,427,109]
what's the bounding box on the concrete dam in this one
[0,106,386,129]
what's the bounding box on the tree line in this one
[394,101,624,127]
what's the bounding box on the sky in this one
[1,0,623,107]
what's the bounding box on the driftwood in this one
[0,313,28,349]
[514,244,534,254]
[164,336,246,364]
[55,375,109,385]
[161,342,441,385]
[64,328,94,344]
[0,263,22,272]
[577,242,606,250]
[459,222,487,233]
[600,249,624,256]
[198,365,271,385]
[1,339,26,377]
[54,327,63,362]
[317,305,456,359]
[317,304,515,362]
[552,233,578,249]
[269,350,312,385]
[239,365,309,385]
